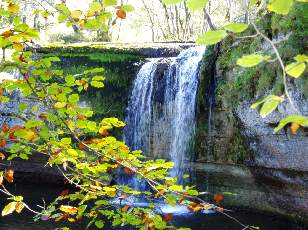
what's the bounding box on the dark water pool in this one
[0,183,305,230]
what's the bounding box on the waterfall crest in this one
[124,46,205,179]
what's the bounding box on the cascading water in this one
[123,46,205,183]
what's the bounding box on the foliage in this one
[0,1,230,230]
[201,1,308,134]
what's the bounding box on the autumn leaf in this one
[0,139,7,148]
[123,167,136,175]
[38,113,48,119]
[7,3,20,14]
[78,142,87,150]
[0,152,5,160]
[2,124,9,133]
[13,42,23,51]
[154,189,166,198]
[121,205,130,213]
[1,30,14,38]
[60,205,79,214]
[60,189,69,197]
[116,9,126,19]
[213,194,224,203]
[4,169,14,183]
[99,127,110,136]
[163,213,173,222]
[187,202,204,213]
[15,202,25,213]
[290,122,300,135]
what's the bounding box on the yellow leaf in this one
[54,102,67,109]
[285,62,306,78]
[59,205,78,214]
[7,3,19,14]
[99,127,110,136]
[0,152,6,160]
[13,43,23,51]
[2,202,17,216]
[71,10,82,19]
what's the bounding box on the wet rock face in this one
[235,98,308,171]
[232,95,308,222]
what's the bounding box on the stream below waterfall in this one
[0,182,303,230]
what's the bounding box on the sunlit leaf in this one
[267,0,293,15]
[162,0,183,5]
[54,102,67,109]
[60,205,79,214]
[196,30,228,45]
[251,95,284,118]
[274,115,308,133]
[2,202,16,216]
[224,23,248,33]
[7,3,19,14]
[95,221,105,229]
[237,54,270,67]
[187,0,209,11]
[285,62,306,78]
[294,54,308,63]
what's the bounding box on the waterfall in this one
[124,46,205,181]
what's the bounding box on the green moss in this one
[46,53,142,138]
[215,3,307,110]
[46,52,143,63]
[228,128,250,164]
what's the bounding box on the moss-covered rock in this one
[195,3,307,165]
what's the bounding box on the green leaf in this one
[169,185,183,191]
[237,54,270,67]
[2,202,16,216]
[224,23,248,33]
[294,54,308,63]
[285,62,306,78]
[162,0,183,5]
[18,103,27,112]
[250,0,258,6]
[68,94,79,103]
[65,75,76,86]
[95,221,104,229]
[121,5,135,12]
[196,30,228,45]
[90,81,104,88]
[260,99,280,118]
[251,95,284,118]
[187,0,209,11]
[274,115,308,133]
[103,0,117,7]
[25,120,43,129]
[267,0,294,15]
[61,138,71,145]
[85,19,101,30]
